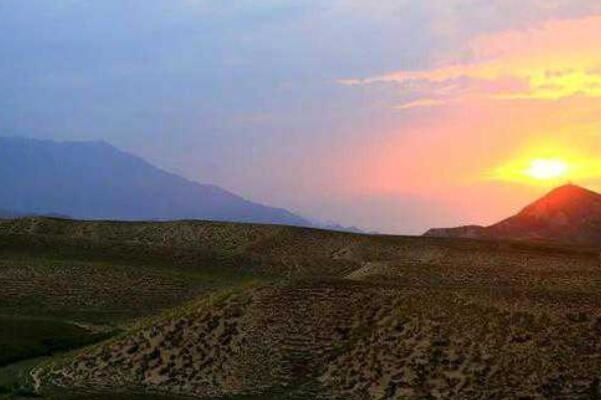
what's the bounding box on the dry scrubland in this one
[1,217,600,399]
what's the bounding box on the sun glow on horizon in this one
[524,159,569,181]
[492,149,601,187]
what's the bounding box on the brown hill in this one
[425,184,601,246]
[5,217,599,399]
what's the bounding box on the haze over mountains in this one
[0,137,310,226]
[4,137,600,242]
[425,184,601,246]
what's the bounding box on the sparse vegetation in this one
[2,217,601,399]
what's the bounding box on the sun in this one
[523,159,569,180]
[491,153,601,186]
[491,143,601,186]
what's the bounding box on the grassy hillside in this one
[0,218,273,323]
[40,275,601,399]
[1,217,600,399]
[0,317,113,367]
[0,218,272,399]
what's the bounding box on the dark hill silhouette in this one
[0,137,309,226]
[425,184,601,246]
[0,210,69,219]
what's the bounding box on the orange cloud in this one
[341,16,601,105]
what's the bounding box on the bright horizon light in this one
[492,150,601,187]
[524,159,569,180]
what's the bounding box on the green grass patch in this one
[0,253,260,325]
[0,317,113,367]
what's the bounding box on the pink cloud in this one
[340,16,601,107]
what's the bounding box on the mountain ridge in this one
[425,184,601,246]
[0,136,311,226]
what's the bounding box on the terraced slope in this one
[0,258,212,322]
[0,220,277,399]
[40,271,601,399]
[2,217,592,278]
[0,218,273,323]
[2,217,601,399]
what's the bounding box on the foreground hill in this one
[0,210,69,219]
[425,184,601,246]
[2,217,601,399]
[0,137,309,226]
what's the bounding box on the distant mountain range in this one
[425,184,601,246]
[0,137,311,226]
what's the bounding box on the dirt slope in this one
[20,217,601,399]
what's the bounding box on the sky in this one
[2,0,601,233]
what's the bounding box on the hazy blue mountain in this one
[0,137,310,226]
[319,223,365,234]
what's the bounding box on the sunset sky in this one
[2,1,601,233]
